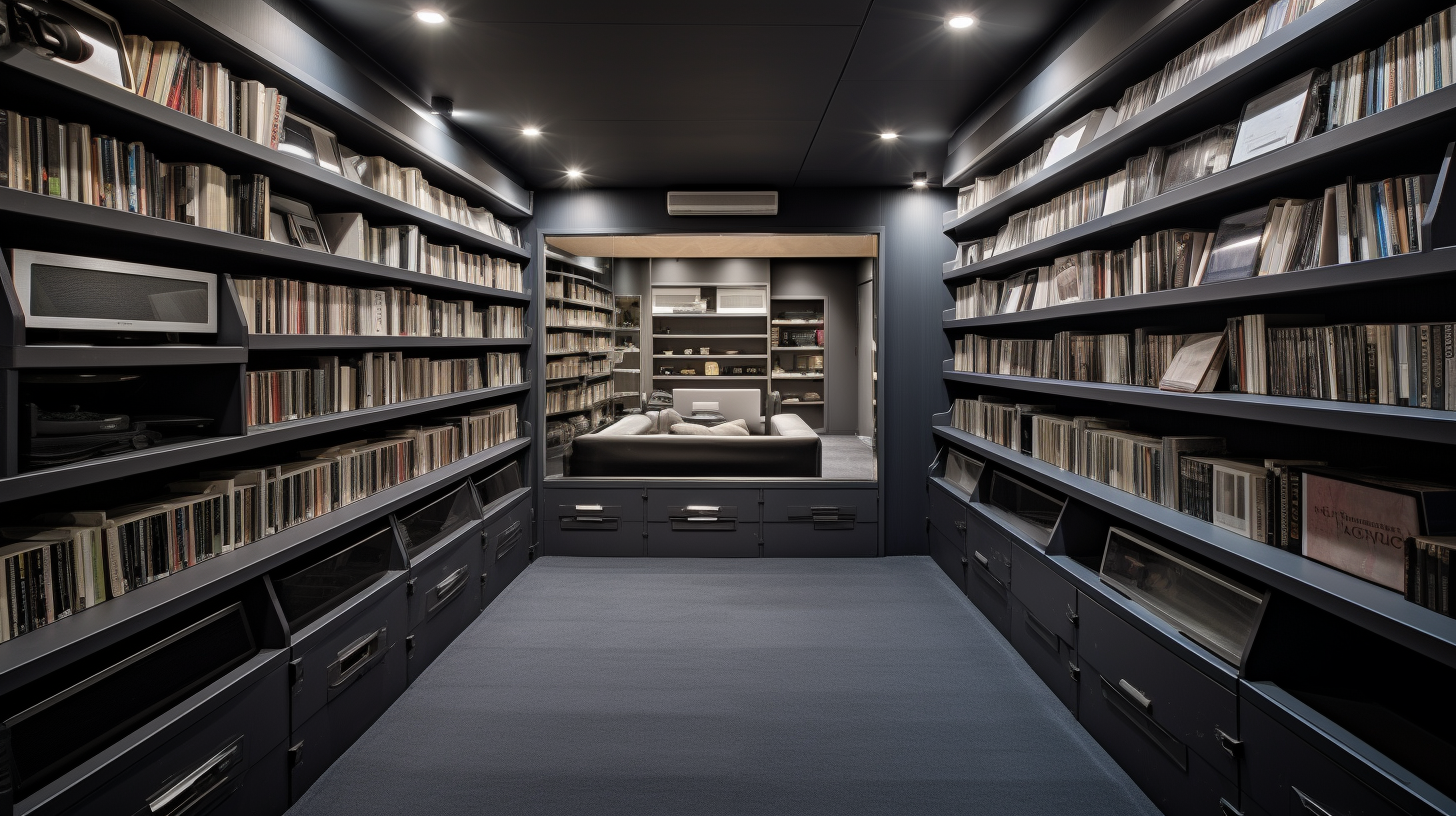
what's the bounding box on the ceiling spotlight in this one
[947,15,975,29]
[912,171,928,188]
[566,168,583,178]
[879,132,898,140]
[430,96,454,117]
[522,127,541,137]
[415,10,446,24]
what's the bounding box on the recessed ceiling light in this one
[912,171,929,188]
[879,132,898,140]
[947,15,975,29]
[566,168,583,178]
[522,127,541,137]
[415,10,446,24]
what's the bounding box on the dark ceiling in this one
[303,0,1083,189]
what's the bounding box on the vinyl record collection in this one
[232,276,525,338]
[546,381,612,415]
[546,330,613,354]
[545,354,612,380]
[954,328,1228,393]
[951,3,1456,268]
[317,215,525,291]
[546,305,613,328]
[546,278,613,305]
[1,108,271,237]
[0,403,517,642]
[948,394,1456,616]
[245,352,522,426]
[115,27,521,245]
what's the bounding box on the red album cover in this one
[1301,473,1416,591]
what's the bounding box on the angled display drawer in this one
[761,487,877,557]
[543,486,644,557]
[3,581,290,816]
[926,447,985,588]
[395,482,485,683]
[963,469,1070,637]
[647,489,761,558]
[266,526,409,802]
[1240,593,1456,816]
[473,455,532,608]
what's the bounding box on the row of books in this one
[233,277,525,338]
[245,352,523,426]
[123,36,287,148]
[545,332,613,354]
[1227,315,1456,408]
[949,394,1456,611]
[546,305,613,328]
[546,278,612,305]
[318,214,524,292]
[1,111,272,236]
[0,404,519,642]
[546,381,612,414]
[545,355,612,380]
[1326,6,1456,129]
[953,328,1225,393]
[953,0,1320,216]
[117,31,520,246]
[952,175,1431,320]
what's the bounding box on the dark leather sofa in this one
[567,414,821,477]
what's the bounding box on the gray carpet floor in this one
[287,557,1158,816]
[819,434,876,480]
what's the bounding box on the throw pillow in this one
[644,411,661,434]
[659,408,683,432]
[669,422,713,435]
[708,419,750,436]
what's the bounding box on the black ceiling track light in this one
[430,95,454,117]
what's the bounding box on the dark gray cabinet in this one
[287,572,409,801]
[963,509,1012,635]
[405,521,485,683]
[928,481,969,547]
[929,525,967,592]
[29,653,290,816]
[762,488,877,557]
[647,489,759,557]
[483,494,534,607]
[1009,596,1078,713]
[547,488,643,556]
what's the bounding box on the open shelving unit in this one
[0,5,539,813]
[931,1,1456,815]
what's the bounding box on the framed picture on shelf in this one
[278,112,343,175]
[270,194,331,252]
[1229,69,1324,166]
[289,215,330,253]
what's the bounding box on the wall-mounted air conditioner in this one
[666,191,778,216]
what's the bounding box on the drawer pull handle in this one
[1118,678,1152,711]
[685,505,720,513]
[426,565,470,615]
[574,516,605,523]
[1067,662,1080,682]
[1024,610,1059,652]
[686,516,721,523]
[575,504,603,512]
[1294,788,1337,816]
[1218,798,1244,816]
[148,736,244,815]
[1101,677,1186,771]
[954,520,967,532]
[973,551,989,567]
[1066,607,1079,626]
[497,522,523,557]
[1214,727,1243,758]
[328,627,388,690]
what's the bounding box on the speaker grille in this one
[30,264,211,323]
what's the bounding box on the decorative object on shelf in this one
[278,112,343,175]
[678,368,697,376]
[704,361,719,376]
[699,347,710,355]
[271,194,331,252]
[659,366,674,375]
[6,0,134,90]
[802,392,820,402]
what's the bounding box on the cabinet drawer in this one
[289,574,408,733]
[288,639,407,802]
[550,488,643,522]
[928,481,969,545]
[648,488,759,522]
[1009,596,1077,714]
[1011,546,1077,647]
[966,506,1012,584]
[482,499,531,607]
[548,521,644,557]
[763,488,877,523]
[1241,690,1414,816]
[647,521,758,557]
[407,522,482,632]
[966,547,1010,636]
[1079,594,1238,779]
[762,522,876,557]
[46,658,289,816]
[929,527,967,593]
[1079,656,1238,816]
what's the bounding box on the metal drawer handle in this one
[1118,679,1152,711]
[497,521,523,558]
[684,505,720,513]
[685,516,721,523]
[148,736,244,814]
[1024,609,1058,652]
[953,520,967,532]
[973,551,989,567]
[574,504,603,511]
[1214,727,1243,758]
[426,565,470,614]
[328,627,388,689]
[1294,788,1337,816]
[1066,607,1079,626]
[573,516,606,522]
